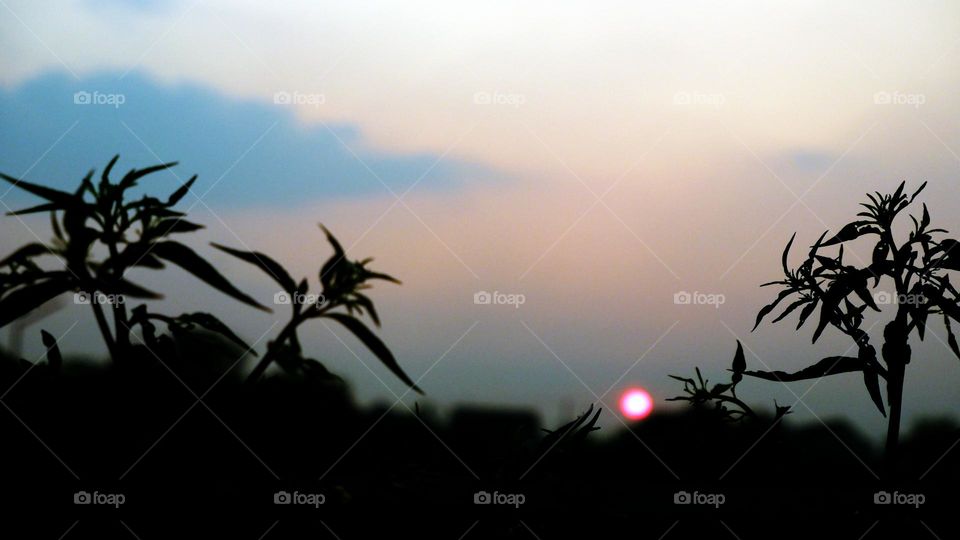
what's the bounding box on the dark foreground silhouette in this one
[2,161,957,537]
[1,348,956,539]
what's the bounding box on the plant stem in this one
[245,315,301,384]
[244,302,335,384]
[884,360,904,479]
[91,301,117,360]
[882,313,910,480]
[106,240,130,357]
[713,395,758,419]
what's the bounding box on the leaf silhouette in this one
[98,278,163,299]
[795,299,818,330]
[211,243,297,294]
[156,218,204,235]
[944,315,960,362]
[781,233,796,274]
[0,172,74,204]
[0,278,73,328]
[770,298,809,324]
[753,289,794,331]
[166,175,197,206]
[6,202,62,216]
[0,243,52,266]
[319,224,345,257]
[862,366,886,417]
[118,161,178,190]
[744,356,862,382]
[324,312,422,394]
[811,296,840,343]
[731,341,746,383]
[151,241,270,312]
[937,239,960,271]
[176,312,256,355]
[40,329,63,371]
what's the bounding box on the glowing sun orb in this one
[619,388,654,420]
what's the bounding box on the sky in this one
[2,0,960,442]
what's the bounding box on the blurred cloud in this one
[0,72,499,207]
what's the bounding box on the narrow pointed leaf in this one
[176,312,256,355]
[324,312,422,394]
[0,278,73,328]
[7,202,62,216]
[782,233,796,275]
[40,329,63,371]
[98,278,163,299]
[744,356,861,382]
[821,222,864,247]
[909,181,928,203]
[944,315,960,362]
[119,161,178,189]
[862,367,886,417]
[796,299,818,329]
[854,287,880,311]
[167,175,197,206]
[319,224,345,257]
[754,289,794,330]
[211,243,297,294]
[731,341,746,383]
[156,218,204,235]
[0,173,74,204]
[102,155,119,185]
[0,243,53,266]
[151,241,270,311]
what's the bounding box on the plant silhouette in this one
[212,226,421,391]
[0,156,419,392]
[751,182,960,470]
[668,342,792,424]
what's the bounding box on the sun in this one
[619,387,653,420]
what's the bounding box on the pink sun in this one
[619,388,654,420]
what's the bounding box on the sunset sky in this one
[2,0,960,440]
